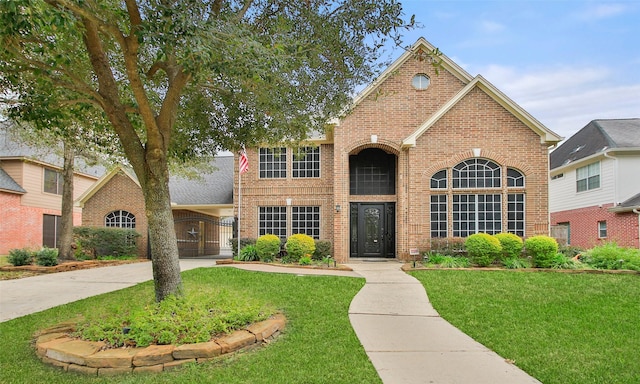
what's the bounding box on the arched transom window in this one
[105,210,136,229]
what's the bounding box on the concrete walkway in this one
[0,260,541,383]
[347,261,540,384]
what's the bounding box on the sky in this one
[388,0,640,140]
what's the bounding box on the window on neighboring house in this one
[105,210,136,229]
[430,195,447,237]
[259,206,287,240]
[292,206,320,239]
[598,221,607,238]
[430,169,447,189]
[293,146,320,178]
[44,168,63,195]
[576,162,600,192]
[453,159,501,188]
[259,147,287,178]
[43,214,61,248]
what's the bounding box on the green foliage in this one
[549,254,585,270]
[255,234,281,262]
[7,248,32,266]
[312,240,332,260]
[525,236,559,268]
[494,233,524,260]
[558,245,584,258]
[229,238,256,257]
[427,237,466,256]
[581,242,640,271]
[73,227,140,259]
[426,254,470,268]
[76,289,272,348]
[236,245,259,262]
[285,234,316,263]
[502,257,531,269]
[465,233,501,267]
[299,255,312,266]
[35,247,58,266]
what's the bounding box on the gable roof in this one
[402,75,563,148]
[0,167,26,194]
[609,191,640,213]
[550,118,640,170]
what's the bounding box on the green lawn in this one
[409,270,640,384]
[0,267,379,384]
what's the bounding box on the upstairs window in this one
[453,159,501,189]
[507,168,525,187]
[349,148,396,195]
[44,168,63,195]
[259,147,287,178]
[430,169,447,189]
[293,147,320,178]
[576,162,600,192]
[105,210,136,229]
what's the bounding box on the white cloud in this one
[575,3,628,21]
[476,64,640,139]
[479,20,506,33]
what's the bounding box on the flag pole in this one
[237,154,242,259]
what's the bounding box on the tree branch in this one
[236,0,254,21]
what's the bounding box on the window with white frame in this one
[507,168,525,187]
[105,210,136,229]
[430,195,447,237]
[598,221,607,238]
[293,147,320,178]
[576,162,600,192]
[430,169,447,189]
[292,206,320,239]
[507,194,525,236]
[44,168,63,195]
[453,194,502,237]
[259,206,287,239]
[453,159,501,189]
[259,147,287,178]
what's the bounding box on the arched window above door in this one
[349,148,396,195]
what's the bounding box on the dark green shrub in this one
[229,238,256,257]
[255,234,281,262]
[8,248,33,266]
[236,245,259,261]
[312,240,332,260]
[494,233,524,260]
[525,235,559,268]
[581,242,640,271]
[465,233,501,267]
[73,227,140,258]
[35,247,58,266]
[285,234,316,262]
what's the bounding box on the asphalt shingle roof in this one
[550,118,640,170]
[168,156,234,205]
[620,192,640,208]
[0,167,26,193]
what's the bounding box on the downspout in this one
[603,151,618,206]
[634,209,640,249]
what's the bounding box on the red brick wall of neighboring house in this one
[551,204,640,249]
[82,171,148,257]
[0,192,82,255]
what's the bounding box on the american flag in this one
[239,148,249,174]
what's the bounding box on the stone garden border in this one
[34,313,286,376]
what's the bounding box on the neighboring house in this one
[235,37,562,262]
[550,119,640,248]
[78,157,234,258]
[0,126,102,255]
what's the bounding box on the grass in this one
[0,255,41,280]
[0,267,379,384]
[409,270,640,384]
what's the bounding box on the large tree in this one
[0,0,414,301]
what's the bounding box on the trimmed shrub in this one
[35,247,58,266]
[255,234,281,262]
[8,248,33,266]
[525,235,559,268]
[312,240,332,260]
[229,238,256,257]
[285,234,316,262]
[465,233,502,267]
[73,227,140,259]
[236,245,259,261]
[494,233,524,260]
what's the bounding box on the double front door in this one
[350,203,395,258]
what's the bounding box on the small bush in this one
[229,238,256,257]
[299,255,312,265]
[525,235,559,268]
[465,233,502,267]
[494,233,524,260]
[255,234,281,262]
[502,257,531,269]
[550,253,585,270]
[285,234,316,262]
[312,240,332,260]
[73,227,140,259]
[35,247,58,266]
[8,248,33,266]
[558,245,583,258]
[236,245,259,261]
[581,242,640,271]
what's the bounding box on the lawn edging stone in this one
[34,313,286,376]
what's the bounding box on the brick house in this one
[78,158,234,258]
[235,37,563,262]
[550,119,640,248]
[0,126,102,255]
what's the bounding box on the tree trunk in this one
[58,142,75,260]
[140,161,183,302]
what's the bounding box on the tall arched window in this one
[105,210,136,229]
[349,148,396,195]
